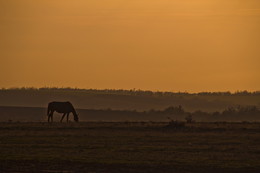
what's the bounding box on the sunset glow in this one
[1,0,259,92]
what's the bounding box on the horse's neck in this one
[71,109,77,116]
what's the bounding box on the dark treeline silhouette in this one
[0,105,259,122]
[1,87,260,96]
[144,105,260,121]
[0,87,259,113]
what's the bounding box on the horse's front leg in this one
[67,113,70,122]
[60,113,66,122]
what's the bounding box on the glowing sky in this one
[1,0,259,92]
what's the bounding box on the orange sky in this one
[0,0,259,92]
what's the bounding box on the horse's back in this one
[48,101,74,113]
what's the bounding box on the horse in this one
[47,101,79,122]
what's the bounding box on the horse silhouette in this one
[47,101,79,122]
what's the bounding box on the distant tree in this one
[163,105,185,115]
[185,114,194,123]
[166,117,185,129]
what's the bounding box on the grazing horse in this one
[47,101,79,122]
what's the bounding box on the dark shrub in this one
[166,117,185,129]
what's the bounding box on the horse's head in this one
[74,113,79,122]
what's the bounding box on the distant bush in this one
[222,105,259,116]
[166,117,185,129]
[163,105,185,115]
[185,114,194,123]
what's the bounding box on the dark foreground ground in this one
[0,122,260,173]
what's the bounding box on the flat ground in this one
[0,122,260,173]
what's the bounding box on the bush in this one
[166,117,185,129]
[185,114,194,123]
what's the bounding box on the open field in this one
[0,122,260,172]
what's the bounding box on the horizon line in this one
[1,86,259,94]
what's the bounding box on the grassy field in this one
[0,122,260,173]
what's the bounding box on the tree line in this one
[1,87,259,97]
[82,105,260,122]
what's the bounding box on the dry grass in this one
[0,122,260,173]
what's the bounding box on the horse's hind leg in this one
[48,111,54,123]
[60,113,66,122]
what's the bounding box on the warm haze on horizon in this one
[1,0,260,92]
